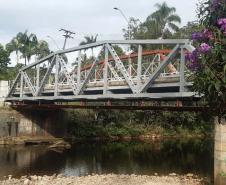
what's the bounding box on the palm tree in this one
[6,37,21,64]
[147,2,181,38]
[79,34,98,46]
[80,34,98,58]
[35,40,50,59]
[16,31,38,65]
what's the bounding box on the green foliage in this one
[170,22,204,40]
[67,109,213,139]
[123,2,181,40]
[6,30,50,65]
[190,0,226,117]
[79,34,98,46]
[0,44,10,79]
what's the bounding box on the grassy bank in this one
[66,110,214,139]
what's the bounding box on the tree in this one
[17,31,38,64]
[35,40,50,60]
[0,44,10,80]
[186,0,226,118]
[80,34,98,58]
[171,21,204,40]
[148,2,181,38]
[7,31,50,65]
[6,37,21,64]
[123,2,181,41]
[79,34,98,46]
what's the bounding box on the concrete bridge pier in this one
[215,118,226,185]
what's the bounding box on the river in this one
[0,139,213,183]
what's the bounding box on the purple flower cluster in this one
[191,29,213,41]
[217,18,226,34]
[200,43,211,53]
[185,43,211,71]
[185,49,200,71]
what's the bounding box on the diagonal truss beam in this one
[7,73,21,97]
[36,56,56,96]
[22,71,36,96]
[139,44,180,93]
[75,45,104,95]
[106,44,137,93]
[57,55,78,95]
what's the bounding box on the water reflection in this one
[0,139,213,182]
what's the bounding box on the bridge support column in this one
[215,118,226,185]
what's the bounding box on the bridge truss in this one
[5,39,197,104]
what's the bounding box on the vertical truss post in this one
[20,73,24,98]
[103,45,109,94]
[137,45,143,90]
[77,50,81,85]
[36,64,40,90]
[54,59,59,96]
[128,57,132,76]
[180,47,185,92]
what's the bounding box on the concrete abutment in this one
[0,106,68,142]
[215,118,226,185]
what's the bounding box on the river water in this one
[0,139,213,182]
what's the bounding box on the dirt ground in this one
[0,174,205,185]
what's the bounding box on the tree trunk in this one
[16,51,19,64]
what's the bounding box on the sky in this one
[0,0,198,65]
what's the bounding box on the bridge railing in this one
[6,39,196,102]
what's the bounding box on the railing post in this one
[36,64,40,90]
[180,47,185,92]
[20,73,24,98]
[103,44,109,94]
[137,45,143,89]
[54,59,59,97]
[77,51,81,86]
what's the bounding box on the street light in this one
[113,7,131,40]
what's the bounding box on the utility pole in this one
[59,28,75,50]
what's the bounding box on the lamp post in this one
[114,7,132,76]
[113,7,131,40]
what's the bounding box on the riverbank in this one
[0,134,212,146]
[0,174,206,185]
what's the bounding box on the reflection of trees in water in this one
[61,139,213,178]
[0,139,213,180]
[0,146,49,178]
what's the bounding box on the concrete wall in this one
[0,81,69,138]
[0,107,68,138]
[0,81,9,106]
[214,118,226,185]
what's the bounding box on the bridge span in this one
[5,39,197,104]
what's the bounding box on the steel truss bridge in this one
[5,39,198,107]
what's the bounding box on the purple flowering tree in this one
[186,0,226,117]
